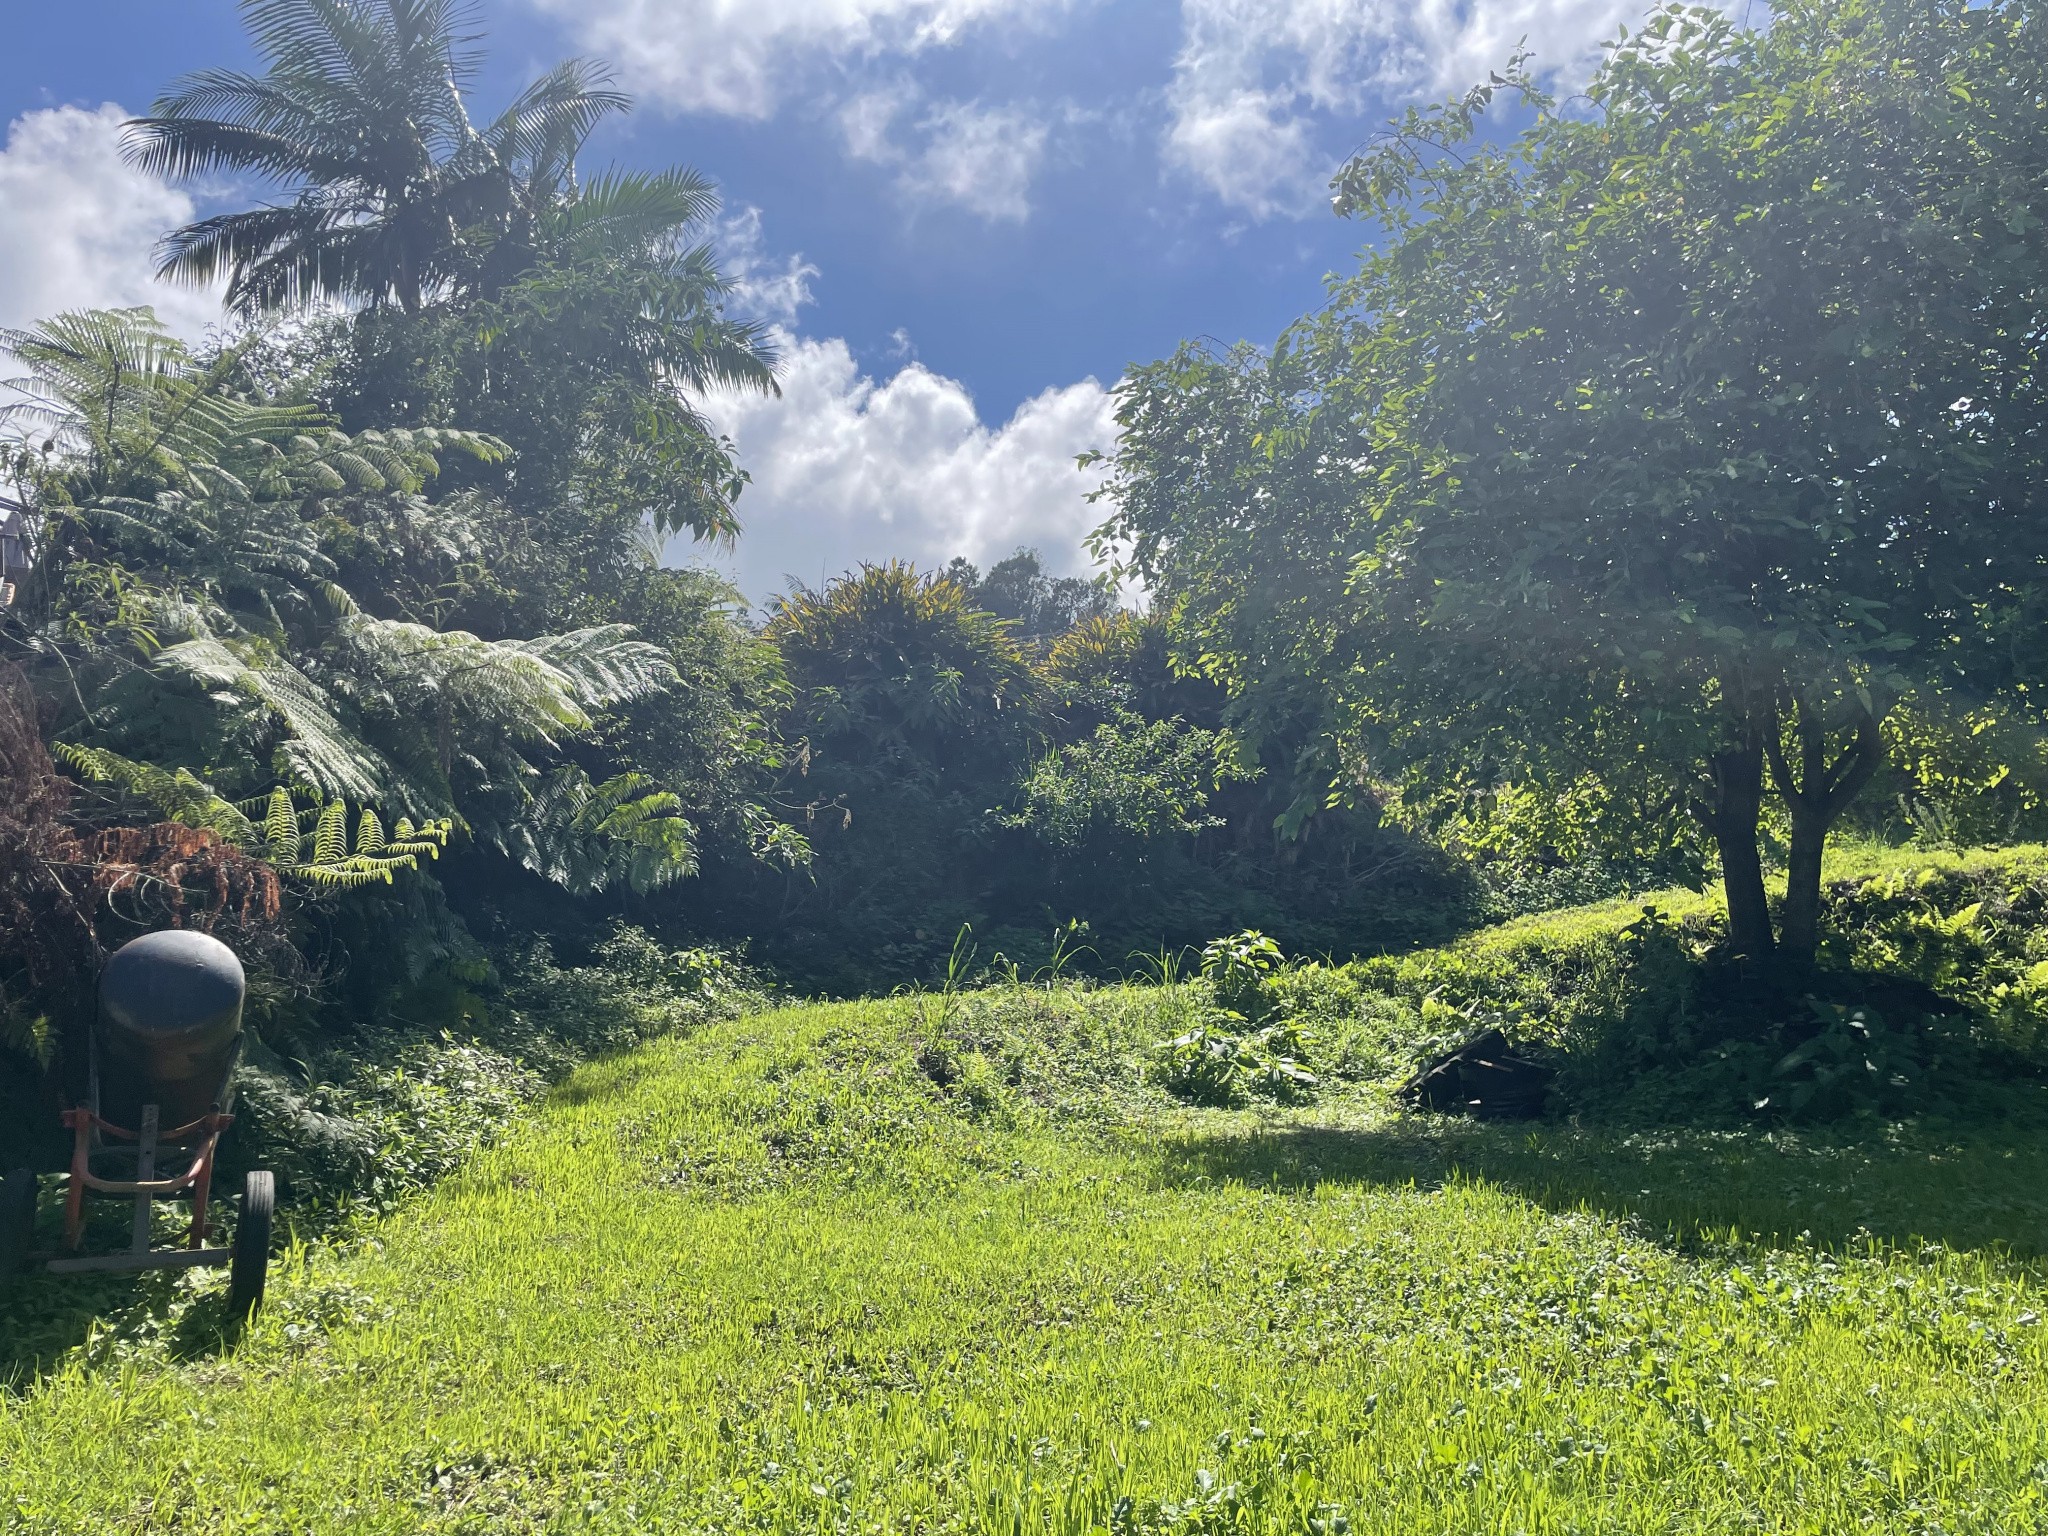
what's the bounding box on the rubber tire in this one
[227,1170,273,1321]
[0,1169,33,1277]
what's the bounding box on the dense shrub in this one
[1312,847,2048,1124]
[230,1042,546,1223]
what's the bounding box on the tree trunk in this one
[1780,803,1829,973]
[1765,690,1886,975]
[1705,727,1775,964]
[396,242,422,318]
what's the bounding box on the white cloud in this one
[902,100,1050,221]
[678,332,1117,605]
[0,104,222,339]
[844,91,1052,222]
[717,206,820,326]
[529,0,1073,120]
[1166,0,1652,216]
[1163,85,1319,219]
[838,82,920,162]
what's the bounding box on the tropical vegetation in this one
[4,0,2048,1528]
[6,847,2047,1528]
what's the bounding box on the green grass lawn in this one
[5,980,2048,1533]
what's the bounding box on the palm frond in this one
[551,167,720,263]
[487,58,629,196]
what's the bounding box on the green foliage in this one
[52,745,451,889]
[1311,847,2048,1124]
[0,0,795,1062]
[0,309,490,502]
[200,924,770,1243]
[1041,609,1225,734]
[721,563,1046,989]
[1100,0,2048,970]
[232,1041,545,1223]
[1818,854,2048,1060]
[1151,930,1316,1106]
[719,561,1476,994]
[1151,1020,1318,1107]
[50,741,264,848]
[1199,929,1284,1022]
[325,228,775,576]
[269,794,452,890]
[493,925,770,1074]
[770,561,1041,781]
[1755,1001,1962,1122]
[489,767,697,897]
[3,310,679,812]
[1002,713,1241,851]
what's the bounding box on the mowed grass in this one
[4,986,2047,1534]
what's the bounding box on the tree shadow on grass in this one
[1,1186,252,1394]
[546,1056,658,1109]
[1148,1096,2048,1260]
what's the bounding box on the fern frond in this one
[264,786,300,862]
[311,799,349,865]
[356,806,385,854]
[294,862,398,890]
[481,765,696,897]
[53,743,262,849]
[152,636,390,804]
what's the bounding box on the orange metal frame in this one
[61,1106,232,1252]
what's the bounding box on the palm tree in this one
[121,0,630,316]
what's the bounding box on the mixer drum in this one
[94,930,245,1131]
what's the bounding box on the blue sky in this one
[0,0,1647,604]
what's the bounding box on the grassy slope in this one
[1437,840,2048,953]
[5,969,2047,1533]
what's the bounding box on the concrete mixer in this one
[1,930,273,1320]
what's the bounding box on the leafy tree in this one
[769,562,1041,789]
[1001,711,1243,855]
[941,548,1115,648]
[1101,0,2048,973]
[123,0,628,316]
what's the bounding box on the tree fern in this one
[8,308,687,891]
[484,766,697,897]
[55,745,448,889]
[53,742,263,847]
